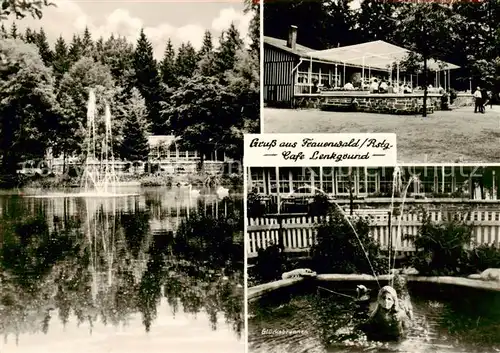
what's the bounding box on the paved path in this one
[263,106,500,163]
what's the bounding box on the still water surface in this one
[0,187,244,353]
[249,282,500,353]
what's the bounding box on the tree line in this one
[0,3,259,177]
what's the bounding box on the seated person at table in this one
[379,80,389,93]
[344,82,354,90]
[403,84,412,93]
[387,82,394,93]
[359,286,410,342]
[370,79,379,93]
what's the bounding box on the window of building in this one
[367,168,379,193]
[292,167,312,192]
[322,167,334,194]
[250,168,266,194]
[336,168,351,195]
[279,168,291,193]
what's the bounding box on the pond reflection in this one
[0,188,243,352]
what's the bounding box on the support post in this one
[276,166,280,214]
[335,64,338,87]
[396,61,400,87]
[362,56,365,84]
[349,167,354,215]
[308,56,312,94]
[343,63,346,85]
[388,210,392,273]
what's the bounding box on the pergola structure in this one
[306,40,461,90]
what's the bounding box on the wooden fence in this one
[246,209,500,257]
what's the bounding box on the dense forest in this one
[0,0,260,178]
[264,0,500,92]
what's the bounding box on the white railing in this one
[246,209,500,257]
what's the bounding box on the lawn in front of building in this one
[263,106,500,163]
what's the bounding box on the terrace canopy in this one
[307,40,460,88]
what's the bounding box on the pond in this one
[249,280,500,353]
[0,187,244,353]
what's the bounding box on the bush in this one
[441,93,450,110]
[404,210,474,276]
[308,193,330,217]
[139,175,172,187]
[253,243,286,284]
[310,206,385,275]
[449,88,458,104]
[469,244,500,272]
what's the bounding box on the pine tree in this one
[196,30,217,77]
[0,24,7,39]
[81,26,94,57]
[160,39,177,87]
[52,36,70,81]
[214,23,243,75]
[24,27,36,44]
[93,36,104,61]
[133,29,164,134]
[10,23,18,39]
[198,30,213,60]
[120,87,150,164]
[175,42,197,79]
[35,28,53,65]
[68,35,82,63]
[248,6,260,58]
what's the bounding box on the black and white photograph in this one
[247,165,500,352]
[262,0,500,163]
[0,0,259,352]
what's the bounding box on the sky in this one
[8,0,252,59]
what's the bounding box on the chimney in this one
[287,25,297,51]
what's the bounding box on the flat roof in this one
[307,40,460,71]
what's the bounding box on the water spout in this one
[330,201,381,288]
[81,90,119,195]
[390,174,418,285]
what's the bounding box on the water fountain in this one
[25,89,139,198]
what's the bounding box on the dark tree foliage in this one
[215,23,244,76]
[404,210,475,276]
[52,35,69,81]
[133,29,164,134]
[0,5,259,177]
[168,75,236,170]
[34,27,52,65]
[0,0,55,20]
[175,41,197,79]
[119,88,150,162]
[198,30,213,60]
[160,38,177,88]
[263,0,338,50]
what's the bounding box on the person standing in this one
[480,88,488,113]
[474,87,483,113]
[487,91,493,108]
